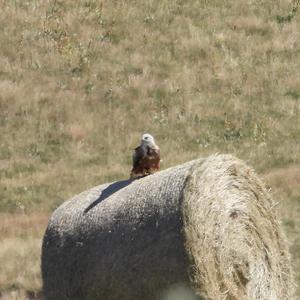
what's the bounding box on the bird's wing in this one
[146,146,161,165]
[154,147,161,162]
[156,147,160,159]
[147,145,160,157]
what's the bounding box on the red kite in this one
[130,133,161,179]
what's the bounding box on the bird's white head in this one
[141,133,156,147]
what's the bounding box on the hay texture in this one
[42,154,294,300]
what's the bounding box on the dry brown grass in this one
[0,0,299,212]
[0,0,299,298]
[264,165,300,296]
[0,214,48,299]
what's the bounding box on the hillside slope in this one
[0,0,299,298]
[0,0,299,212]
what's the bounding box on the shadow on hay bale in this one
[41,154,294,300]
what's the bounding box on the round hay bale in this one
[41,154,294,300]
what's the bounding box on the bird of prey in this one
[130,133,161,179]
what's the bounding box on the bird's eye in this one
[145,137,148,139]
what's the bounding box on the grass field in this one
[0,0,299,298]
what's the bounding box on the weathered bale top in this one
[42,154,294,300]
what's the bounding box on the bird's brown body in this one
[130,145,160,178]
[130,134,160,179]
